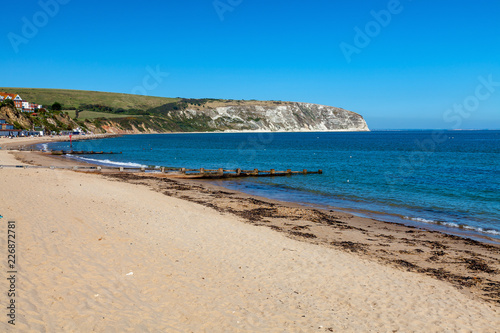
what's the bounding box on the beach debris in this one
[463,258,497,273]
[126,271,134,276]
[289,230,317,239]
[393,259,419,271]
[331,241,367,253]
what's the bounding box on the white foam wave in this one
[70,156,145,168]
[440,222,460,228]
[404,216,500,236]
[474,228,500,236]
[405,217,435,224]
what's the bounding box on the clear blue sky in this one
[1,0,499,129]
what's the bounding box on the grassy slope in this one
[0,88,180,110]
[65,110,141,120]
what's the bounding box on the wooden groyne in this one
[177,168,323,179]
[0,164,323,179]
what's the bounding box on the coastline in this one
[0,133,120,151]
[4,133,500,243]
[214,180,500,244]
[1,144,499,330]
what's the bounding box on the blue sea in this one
[40,131,500,241]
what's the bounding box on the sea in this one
[40,130,500,241]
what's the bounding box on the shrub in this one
[51,102,62,111]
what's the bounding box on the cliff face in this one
[0,106,32,129]
[0,105,82,132]
[161,102,369,132]
[0,101,369,134]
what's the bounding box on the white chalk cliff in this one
[172,102,369,132]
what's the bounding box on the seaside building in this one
[0,119,14,130]
[32,127,44,136]
[0,91,42,112]
[0,129,24,137]
[0,92,23,109]
[0,119,23,136]
[21,101,42,112]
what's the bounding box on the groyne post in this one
[270,169,275,175]
[236,168,241,175]
[218,168,223,175]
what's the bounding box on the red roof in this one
[0,92,21,99]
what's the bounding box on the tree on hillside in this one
[51,102,62,111]
[1,99,16,108]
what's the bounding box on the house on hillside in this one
[0,92,23,109]
[21,101,42,112]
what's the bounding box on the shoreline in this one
[0,133,120,150]
[6,133,500,244]
[212,180,500,244]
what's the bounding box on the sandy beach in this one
[1,137,499,332]
[0,134,119,151]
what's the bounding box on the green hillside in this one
[65,110,142,120]
[0,88,180,111]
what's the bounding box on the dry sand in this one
[0,136,70,149]
[0,146,499,332]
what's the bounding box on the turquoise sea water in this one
[41,131,500,240]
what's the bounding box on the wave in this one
[67,155,145,168]
[404,216,500,236]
